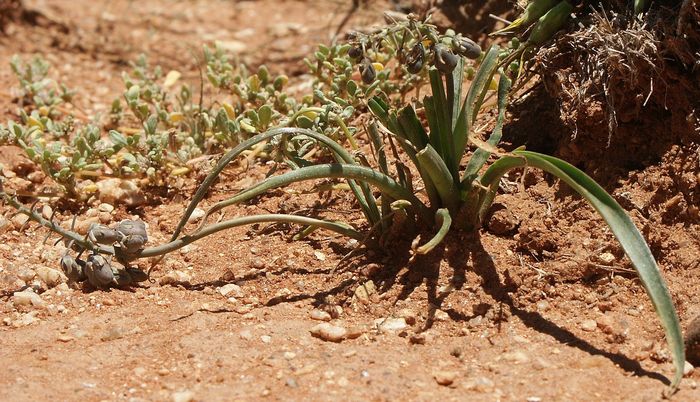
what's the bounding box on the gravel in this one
[310,323,347,342]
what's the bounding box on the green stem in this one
[414,208,452,254]
[203,163,431,223]
[140,214,363,257]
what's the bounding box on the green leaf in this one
[480,150,684,392]
[461,73,511,188]
[414,208,452,254]
[452,45,499,169]
[416,145,459,212]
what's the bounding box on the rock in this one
[14,311,40,327]
[101,325,127,341]
[35,266,66,288]
[353,280,376,304]
[239,330,253,341]
[261,335,272,344]
[41,205,53,220]
[598,252,616,265]
[0,216,9,233]
[685,361,694,376]
[684,314,700,365]
[409,333,427,345]
[188,208,205,223]
[217,40,247,53]
[98,203,115,213]
[17,268,36,282]
[313,251,326,261]
[159,271,192,286]
[374,317,408,333]
[96,178,146,207]
[310,323,347,342]
[218,283,243,297]
[57,334,74,342]
[12,291,44,309]
[171,390,195,402]
[397,309,417,325]
[536,300,550,312]
[464,376,495,392]
[580,319,597,332]
[433,309,450,321]
[310,309,331,321]
[502,351,530,364]
[433,370,457,386]
[11,214,29,230]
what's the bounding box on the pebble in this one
[97,179,146,206]
[433,370,457,386]
[41,205,53,220]
[536,300,550,312]
[188,208,205,223]
[11,214,29,230]
[261,335,272,344]
[598,252,615,265]
[353,280,376,304]
[239,330,253,341]
[464,376,494,392]
[374,317,407,333]
[57,334,74,342]
[17,268,36,282]
[685,361,694,376]
[171,390,195,402]
[433,309,450,321]
[0,216,9,233]
[313,251,326,261]
[310,309,332,321]
[98,203,115,213]
[580,319,597,332]
[397,309,417,325]
[218,284,243,297]
[310,323,347,342]
[501,351,530,364]
[35,266,66,288]
[12,291,44,309]
[159,271,192,286]
[217,40,247,53]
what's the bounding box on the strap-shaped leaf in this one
[414,208,452,254]
[416,145,459,212]
[479,150,684,392]
[461,73,512,189]
[452,46,500,172]
[203,163,431,223]
[170,127,380,241]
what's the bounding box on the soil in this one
[1,1,700,401]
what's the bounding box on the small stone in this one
[12,291,44,309]
[159,271,192,286]
[102,325,127,341]
[434,309,450,321]
[218,284,243,297]
[598,252,615,265]
[397,309,417,325]
[374,317,407,333]
[345,326,365,339]
[536,300,549,312]
[133,367,147,377]
[261,335,272,344]
[250,258,265,269]
[502,351,530,364]
[433,370,457,386]
[17,268,36,282]
[98,203,115,213]
[310,309,331,321]
[310,323,347,342]
[239,330,253,341]
[35,266,66,288]
[353,280,376,304]
[685,361,694,376]
[409,333,427,345]
[217,40,247,53]
[97,178,146,207]
[596,315,615,334]
[57,334,73,342]
[41,205,53,220]
[11,214,29,230]
[171,390,195,402]
[283,352,296,360]
[188,208,205,223]
[580,319,597,332]
[464,376,495,392]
